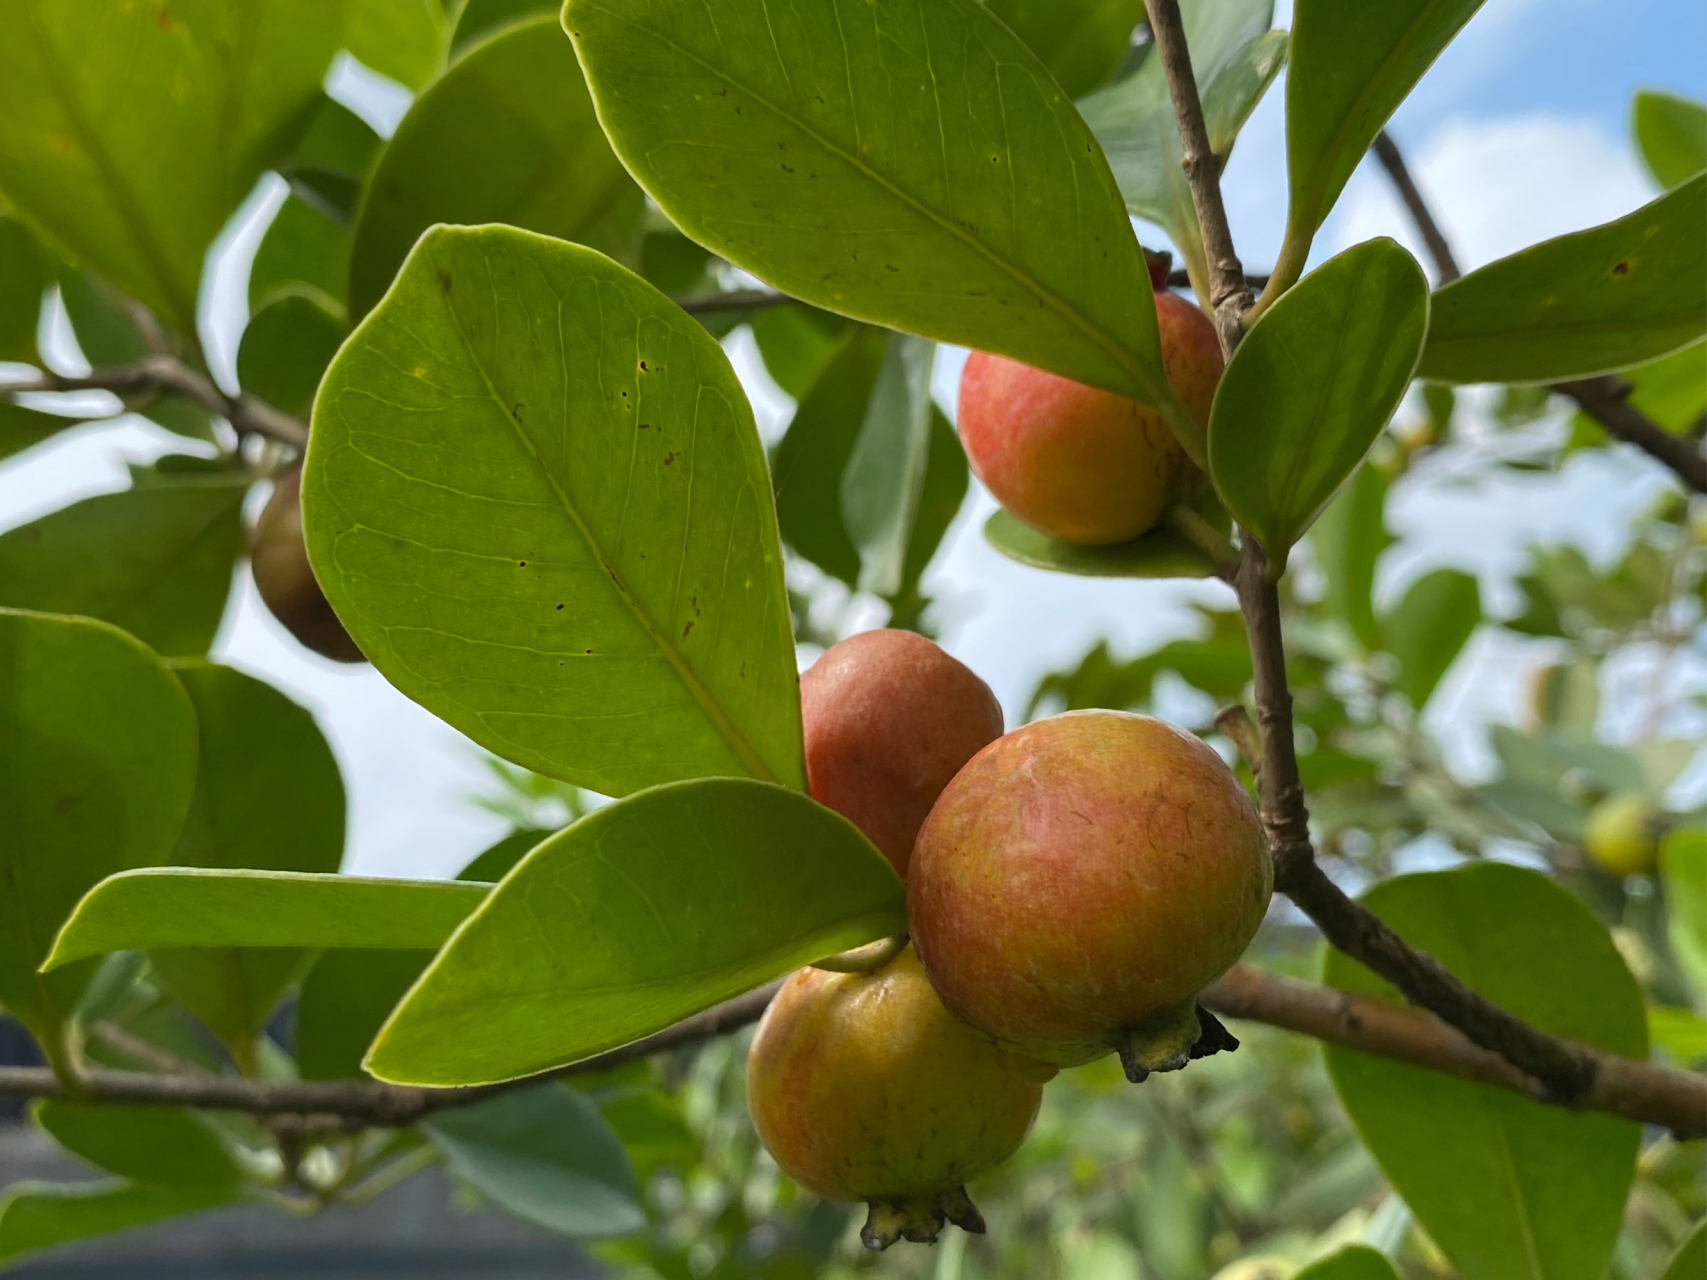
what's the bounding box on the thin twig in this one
[88,1021,208,1077]
[671,289,791,316]
[1144,0,1613,1105]
[3,355,307,450]
[1371,131,1706,493]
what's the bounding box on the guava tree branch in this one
[1,967,1697,1137]
[1371,130,1707,493]
[3,354,308,451]
[1146,0,1613,1107]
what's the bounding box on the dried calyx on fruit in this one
[250,468,365,664]
[956,290,1222,547]
[801,629,1003,879]
[746,945,1042,1249]
[909,709,1271,1081]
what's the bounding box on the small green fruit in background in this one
[1584,790,1664,876]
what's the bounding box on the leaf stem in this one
[1165,502,1238,580]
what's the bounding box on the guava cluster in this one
[749,623,1271,1248]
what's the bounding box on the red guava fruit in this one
[746,945,1042,1249]
[908,709,1270,1080]
[801,629,1003,878]
[250,469,365,664]
[956,292,1223,546]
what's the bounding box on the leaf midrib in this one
[582,0,1158,402]
[433,243,779,786]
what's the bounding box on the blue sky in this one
[2,0,1702,876]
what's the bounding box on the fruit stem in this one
[1166,502,1238,579]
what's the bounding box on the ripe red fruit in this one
[250,469,365,664]
[908,710,1270,1080]
[957,292,1223,546]
[746,946,1041,1249]
[801,629,1003,878]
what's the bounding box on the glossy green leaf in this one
[1662,1221,1706,1280]
[0,0,347,333]
[345,0,444,89]
[296,948,436,1079]
[0,483,247,657]
[1077,1,1279,295]
[367,778,904,1086]
[449,0,553,55]
[841,334,937,597]
[1323,863,1645,1280]
[0,610,198,1042]
[890,407,971,623]
[1381,567,1479,708]
[1661,828,1707,1005]
[0,213,49,364]
[347,16,643,319]
[146,663,346,1052]
[0,401,88,466]
[306,225,804,796]
[250,195,348,312]
[0,1181,234,1266]
[983,507,1217,579]
[1420,175,1707,384]
[567,0,1180,419]
[44,870,487,970]
[1634,90,1707,192]
[1280,0,1485,272]
[983,0,1145,99]
[1209,238,1428,560]
[750,304,851,399]
[1309,463,1389,651]
[236,290,345,419]
[33,1101,240,1188]
[425,1083,644,1237]
[1294,1246,1399,1280]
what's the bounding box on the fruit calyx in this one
[1114,1002,1241,1084]
[861,1186,986,1250]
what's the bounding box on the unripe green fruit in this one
[1584,790,1662,877]
[956,292,1222,546]
[909,710,1270,1079]
[250,469,365,664]
[802,629,1004,878]
[746,946,1042,1249]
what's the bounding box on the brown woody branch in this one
[3,354,307,451]
[1144,0,1628,1107]
[1371,130,1706,493]
[2,968,1697,1137]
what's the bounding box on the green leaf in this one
[250,194,348,312]
[1309,463,1389,651]
[983,507,1217,579]
[1077,1,1280,295]
[367,778,904,1086]
[424,1083,644,1237]
[1662,1222,1706,1280]
[750,303,851,399]
[33,1101,240,1188]
[1419,174,1707,384]
[347,15,643,320]
[1323,863,1646,1280]
[345,0,444,89]
[449,0,555,56]
[1209,238,1428,561]
[841,334,936,597]
[1661,828,1707,1006]
[278,95,383,225]
[0,213,49,364]
[44,870,488,970]
[0,0,348,333]
[1380,567,1479,708]
[1294,1245,1399,1280]
[0,401,87,466]
[0,483,247,658]
[982,0,1145,99]
[1647,1004,1707,1066]
[566,0,1181,420]
[306,224,804,796]
[236,289,344,420]
[0,610,198,1043]
[456,827,553,884]
[0,1181,233,1266]
[1633,90,1707,191]
[296,948,436,1079]
[891,407,971,618]
[1279,0,1485,277]
[146,662,346,1052]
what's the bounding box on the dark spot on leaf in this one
[690,593,700,616]
[1612,260,1631,276]
[782,163,794,173]
[518,561,526,567]
[639,360,650,372]
[663,451,677,466]
[556,604,564,610]
[511,402,524,422]
[682,621,694,638]
[885,264,899,272]
[586,649,593,654]
[638,422,650,429]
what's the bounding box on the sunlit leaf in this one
[344,0,444,90]
[1633,90,1707,192]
